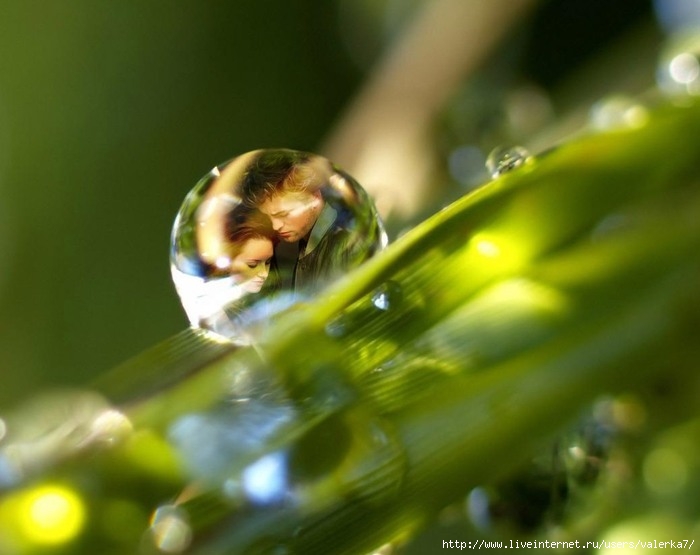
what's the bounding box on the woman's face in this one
[230,237,273,293]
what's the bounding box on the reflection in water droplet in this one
[170,149,387,340]
[150,505,192,554]
[371,281,402,312]
[485,145,531,178]
[589,96,649,130]
[657,30,700,97]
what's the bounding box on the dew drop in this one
[589,96,649,130]
[590,213,630,241]
[371,281,402,312]
[150,505,192,554]
[485,145,531,178]
[657,30,700,97]
[88,409,132,446]
[170,149,387,340]
[324,314,348,338]
[466,487,492,530]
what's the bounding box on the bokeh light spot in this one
[150,505,192,553]
[474,238,501,258]
[467,232,529,272]
[19,485,85,545]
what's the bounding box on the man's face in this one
[260,191,323,243]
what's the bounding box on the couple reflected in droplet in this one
[170,149,387,339]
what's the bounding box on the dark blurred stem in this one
[322,0,539,220]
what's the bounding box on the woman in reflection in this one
[227,220,276,294]
[173,206,277,336]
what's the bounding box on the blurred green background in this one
[0,0,660,405]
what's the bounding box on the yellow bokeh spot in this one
[473,238,502,258]
[467,232,529,273]
[18,485,86,545]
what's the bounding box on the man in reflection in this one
[240,150,386,294]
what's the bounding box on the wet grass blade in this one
[3,99,700,554]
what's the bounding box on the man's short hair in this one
[241,149,329,208]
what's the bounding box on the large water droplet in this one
[657,30,700,97]
[485,145,531,178]
[170,149,387,339]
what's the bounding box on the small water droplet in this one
[88,409,132,445]
[589,96,649,130]
[370,423,389,447]
[590,213,631,241]
[485,145,531,178]
[466,487,492,530]
[657,30,700,97]
[170,149,387,340]
[324,314,348,338]
[150,505,192,554]
[371,281,402,312]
